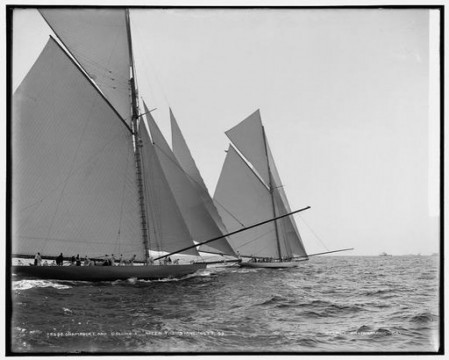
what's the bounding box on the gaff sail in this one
[13,38,145,260]
[214,110,308,259]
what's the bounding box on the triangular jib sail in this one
[214,110,308,259]
[145,104,236,256]
[139,121,199,256]
[170,110,236,255]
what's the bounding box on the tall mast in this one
[262,126,282,260]
[126,9,150,261]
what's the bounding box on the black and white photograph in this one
[7,4,442,354]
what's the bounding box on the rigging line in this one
[213,200,246,228]
[154,206,310,261]
[68,48,130,82]
[152,141,218,199]
[151,140,239,236]
[298,214,329,252]
[231,228,275,250]
[132,23,171,107]
[152,127,245,232]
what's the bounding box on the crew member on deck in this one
[56,253,63,266]
[129,254,136,266]
[34,252,42,266]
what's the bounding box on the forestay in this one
[39,9,132,125]
[13,38,145,260]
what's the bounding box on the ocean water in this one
[9,256,440,353]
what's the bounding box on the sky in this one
[10,7,440,256]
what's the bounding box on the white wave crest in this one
[12,280,72,290]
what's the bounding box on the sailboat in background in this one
[11,8,214,281]
[214,110,310,268]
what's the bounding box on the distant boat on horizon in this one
[379,252,393,257]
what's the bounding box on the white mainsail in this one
[39,9,132,125]
[214,110,308,259]
[13,38,145,260]
[145,105,236,256]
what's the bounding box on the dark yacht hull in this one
[12,263,207,281]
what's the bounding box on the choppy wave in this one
[9,256,440,353]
